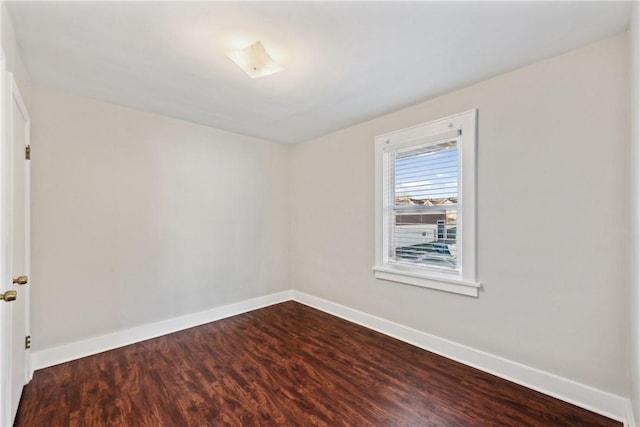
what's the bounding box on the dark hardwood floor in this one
[15,301,620,426]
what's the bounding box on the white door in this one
[0,66,31,425]
[9,71,29,423]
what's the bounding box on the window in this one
[373,110,479,297]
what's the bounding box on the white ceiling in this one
[6,1,632,144]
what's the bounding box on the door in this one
[9,71,29,423]
[0,66,31,425]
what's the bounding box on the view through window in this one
[390,137,459,270]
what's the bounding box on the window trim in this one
[373,110,480,297]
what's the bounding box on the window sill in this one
[372,265,480,297]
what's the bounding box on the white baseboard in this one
[291,290,632,426]
[30,289,633,426]
[30,290,293,371]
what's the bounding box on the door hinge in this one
[25,145,30,160]
[25,335,31,350]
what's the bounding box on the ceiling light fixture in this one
[226,41,284,79]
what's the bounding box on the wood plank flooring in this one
[15,301,621,426]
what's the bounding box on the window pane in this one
[395,140,458,204]
[392,139,458,269]
[392,210,458,268]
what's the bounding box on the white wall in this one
[290,34,629,395]
[1,3,30,106]
[630,1,640,423]
[30,87,289,350]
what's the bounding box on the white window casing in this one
[373,110,480,297]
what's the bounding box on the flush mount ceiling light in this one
[226,41,284,79]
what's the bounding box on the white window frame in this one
[373,110,480,297]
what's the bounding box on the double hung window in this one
[373,110,479,296]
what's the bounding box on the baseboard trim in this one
[30,290,293,372]
[291,290,631,425]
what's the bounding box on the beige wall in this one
[630,2,640,422]
[290,34,629,395]
[30,87,290,350]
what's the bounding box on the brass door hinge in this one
[25,145,30,160]
[25,335,31,350]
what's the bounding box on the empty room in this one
[0,0,639,426]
